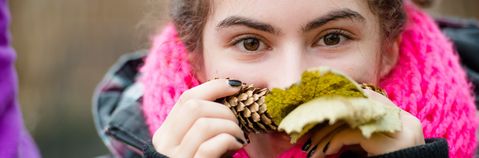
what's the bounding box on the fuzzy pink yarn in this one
[140,3,477,158]
[140,24,200,133]
[379,3,477,158]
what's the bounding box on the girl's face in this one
[198,0,399,156]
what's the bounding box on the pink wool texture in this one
[140,3,477,158]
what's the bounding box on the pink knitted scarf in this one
[140,3,477,157]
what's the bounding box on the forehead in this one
[208,0,376,28]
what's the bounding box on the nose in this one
[267,46,304,89]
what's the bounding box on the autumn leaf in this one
[265,67,402,143]
[265,67,365,125]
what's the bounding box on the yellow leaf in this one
[358,104,402,138]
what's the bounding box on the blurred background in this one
[8,0,479,157]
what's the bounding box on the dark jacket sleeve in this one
[93,51,151,158]
[371,138,448,158]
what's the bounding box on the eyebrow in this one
[216,8,365,34]
[217,16,278,34]
[303,9,365,32]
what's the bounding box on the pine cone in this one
[219,84,278,134]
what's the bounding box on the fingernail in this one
[228,80,242,87]
[302,139,312,152]
[243,132,250,144]
[307,144,318,158]
[323,141,330,153]
[235,137,246,145]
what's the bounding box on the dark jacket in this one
[93,50,149,157]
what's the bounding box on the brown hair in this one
[163,0,432,52]
[168,0,211,52]
[367,0,406,43]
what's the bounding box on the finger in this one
[160,79,242,145]
[177,118,246,158]
[193,133,244,158]
[310,122,346,146]
[309,135,332,158]
[178,79,242,103]
[324,128,364,156]
[361,133,399,156]
[399,110,424,144]
[325,126,418,156]
[363,89,394,106]
[157,100,238,145]
[309,125,348,158]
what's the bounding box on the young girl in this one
[93,0,477,157]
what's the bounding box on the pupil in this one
[244,38,260,51]
[324,34,340,45]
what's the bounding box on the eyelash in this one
[231,35,270,53]
[313,29,354,47]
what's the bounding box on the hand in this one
[152,79,247,158]
[304,89,425,158]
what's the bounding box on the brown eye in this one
[234,37,268,52]
[243,38,260,51]
[315,31,351,47]
[323,33,341,45]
